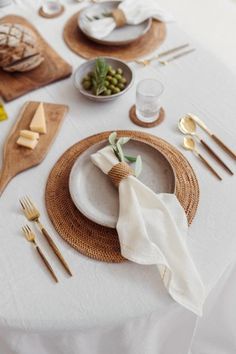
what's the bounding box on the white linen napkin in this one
[80,0,174,39]
[91,145,205,316]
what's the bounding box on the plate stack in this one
[78,1,152,46]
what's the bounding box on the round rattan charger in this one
[45,131,199,263]
[63,12,166,61]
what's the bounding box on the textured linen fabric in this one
[0,1,236,353]
[81,0,173,39]
[91,146,205,315]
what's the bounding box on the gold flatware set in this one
[179,113,235,180]
[20,196,72,282]
[22,225,58,283]
[135,43,195,66]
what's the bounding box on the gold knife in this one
[188,113,236,160]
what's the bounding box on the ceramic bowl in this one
[74,57,134,102]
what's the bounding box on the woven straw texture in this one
[63,12,166,61]
[108,162,134,187]
[129,105,165,128]
[45,131,199,263]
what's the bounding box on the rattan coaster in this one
[63,12,166,61]
[38,5,65,19]
[45,131,199,263]
[129,105,165,128]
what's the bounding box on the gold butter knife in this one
[188,113,236,160]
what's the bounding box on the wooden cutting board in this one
[0,15,72,102]
[0,101,68,196]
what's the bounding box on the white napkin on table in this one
[80,0,174,39]
[91,146,205,316]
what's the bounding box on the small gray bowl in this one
[74,57,134,102]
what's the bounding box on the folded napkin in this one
[91,145,205,316]
[80,0,174,39]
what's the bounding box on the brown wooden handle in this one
[0,167,11,197]
[200,139,233,175]
[41,227,72,276]
[198,153,222,180]
[211,134,236,160]
[36,245,58,283]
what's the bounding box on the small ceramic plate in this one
[69,139,176,228]
[78,1,152,46]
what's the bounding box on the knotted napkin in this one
[91,145,205,316]
[80,0,174,39]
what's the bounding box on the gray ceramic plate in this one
[78,1,152,46]
[69,139,176,228]
[74,57,134,102]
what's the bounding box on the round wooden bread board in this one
[45,131,199,263]
[63,12,166,61]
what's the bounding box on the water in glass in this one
[136,79,164,122]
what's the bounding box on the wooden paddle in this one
[0,101,68,196]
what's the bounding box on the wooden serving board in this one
[0,101,68,196]
[0,15,72,102]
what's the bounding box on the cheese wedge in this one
[16,136,39,150]
[30,103,47,134]
[20,129,39,140]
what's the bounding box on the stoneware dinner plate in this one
[69,139,176,228]
[78,1,152,46]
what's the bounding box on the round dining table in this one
[0,1,236,353]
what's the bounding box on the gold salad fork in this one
[20,196,72,277]
[22,225,58,283]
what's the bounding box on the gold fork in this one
[20,196,72,277]
[22,225,58,283]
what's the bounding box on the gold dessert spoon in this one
[183,136,222,181]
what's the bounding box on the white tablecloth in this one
[0,1,236,353]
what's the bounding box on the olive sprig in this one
[92,58,109,96]
[82,58,127,96]
[86,12,112,22]
[108,132,142,177]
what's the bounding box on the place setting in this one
[64,0,169,61]
[1,0,236,352]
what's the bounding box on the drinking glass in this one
[42,0,62,15]
[136,79,164,122]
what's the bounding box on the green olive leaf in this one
[135,155,142,177]
[108,132,117,146]
[116,142,125,162]
[124,155,137,163]
[117,137,130,145]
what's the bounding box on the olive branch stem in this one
[108,132,142,177]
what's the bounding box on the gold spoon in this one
[188,113,236,160]
[183,136,222,181]
[179,116,233,175]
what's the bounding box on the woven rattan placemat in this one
[45,131,199,263]
[63,12,166,61]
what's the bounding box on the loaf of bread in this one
[0,23,44,72]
